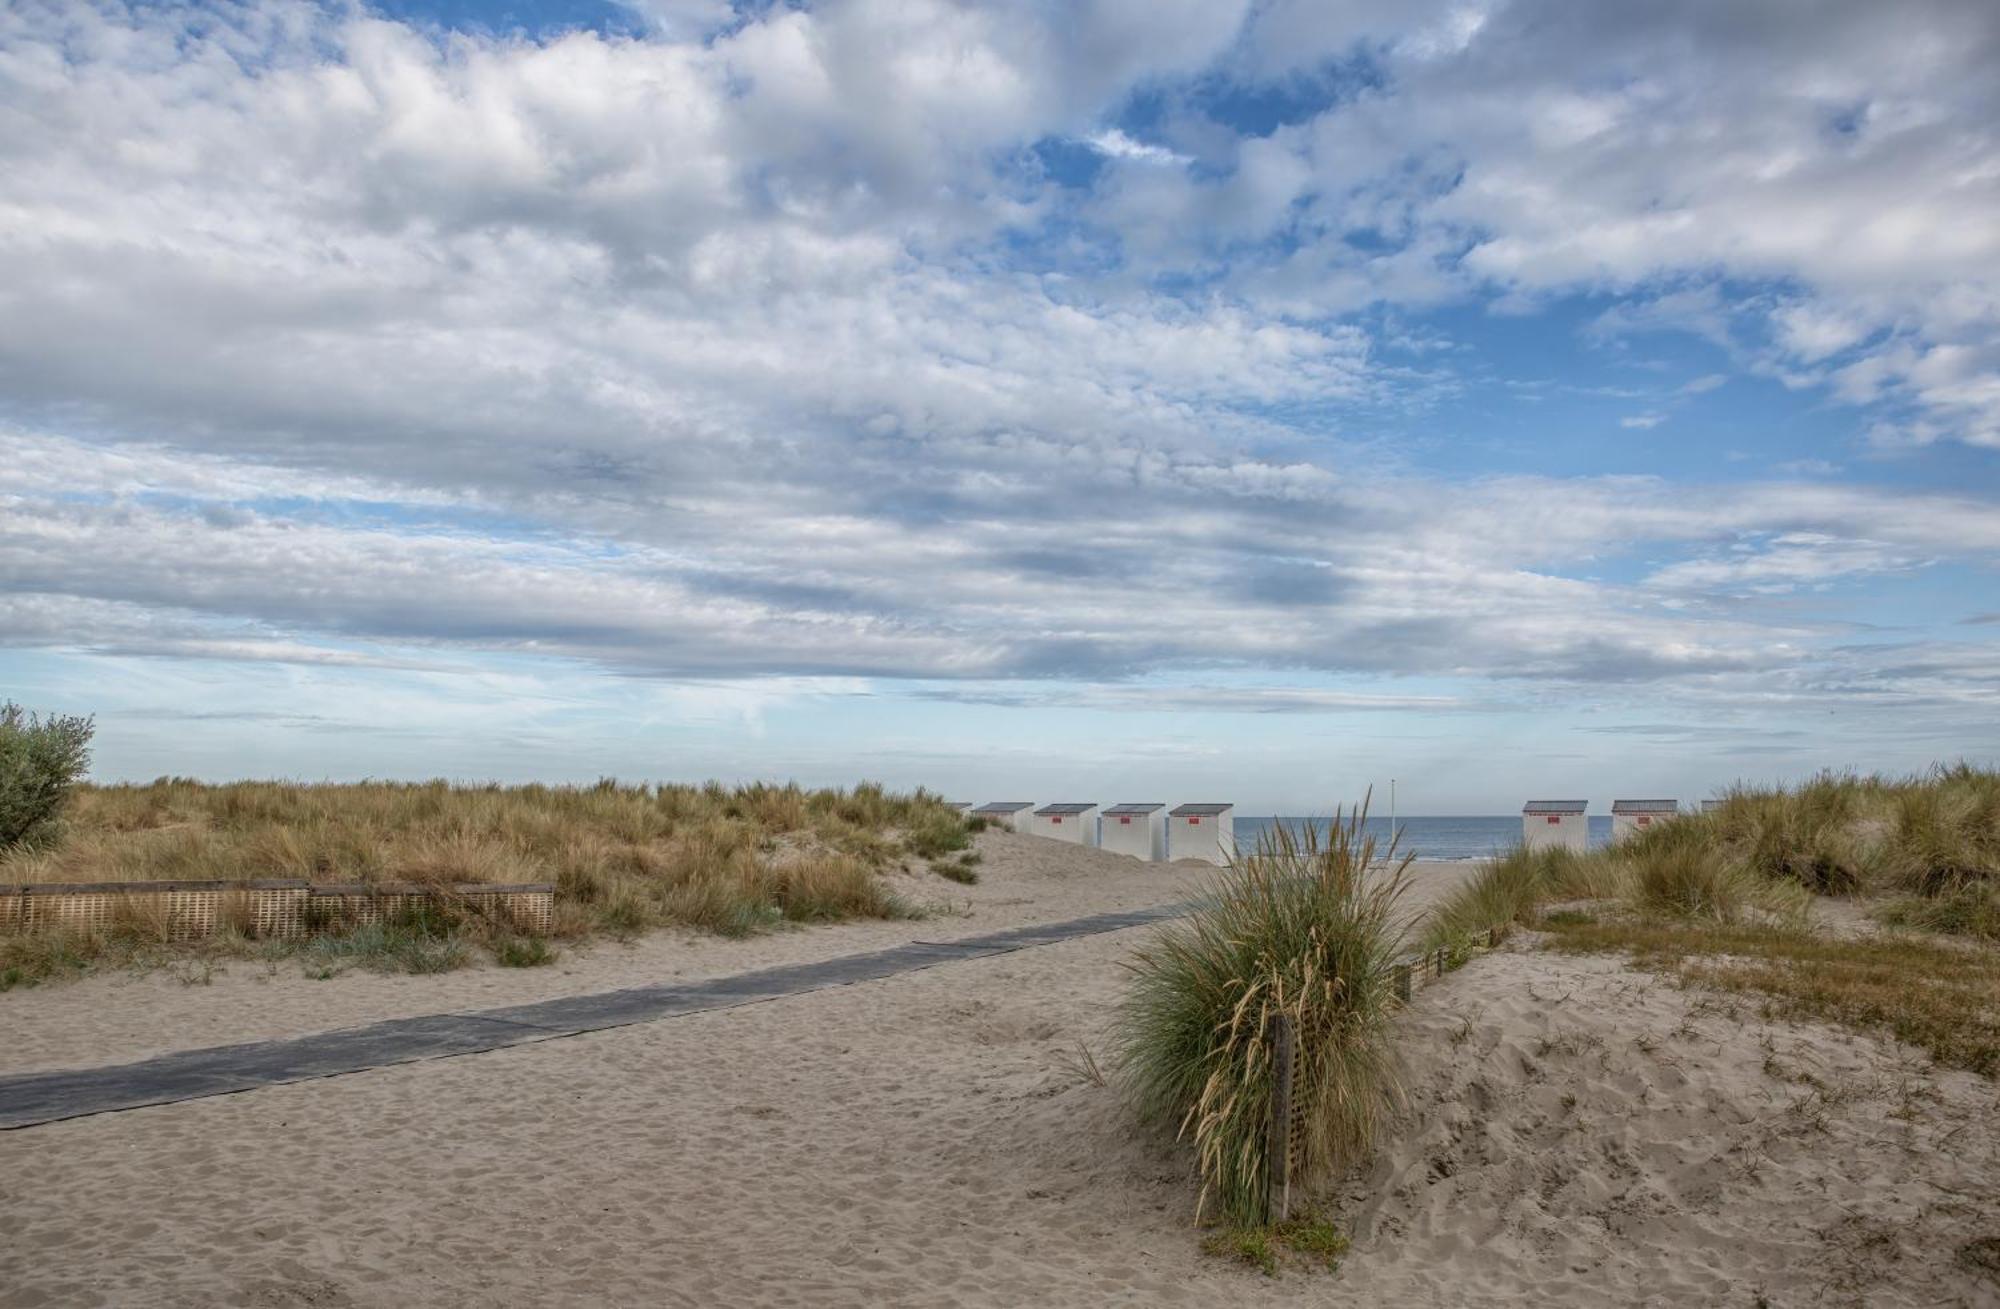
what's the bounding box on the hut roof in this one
[1169,803,1233,817]
[1522,800,1588,814]
[1611,799,1678,814]
[1034,802,1098,816]
[971,801,1033,814]
[1103,803,1165,816]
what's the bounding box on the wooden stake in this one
[1266,1012,1295,1224]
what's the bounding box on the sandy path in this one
[1,831,1231,1076]
[4,854,1994,1307]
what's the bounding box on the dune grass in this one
[1201,1209,1350,1277]
[1424,765,2000,947]
[0,778,965,987]
[1117,808,1410,1228]
[1417,843,1628,952]
[1414,765,2000,1077]
[1541,916,2000,1076]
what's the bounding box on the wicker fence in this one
[0,879,554,942]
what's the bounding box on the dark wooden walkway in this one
[0,904,1186,1130]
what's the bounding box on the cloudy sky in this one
[2,0,1997,811]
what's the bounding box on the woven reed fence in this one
[0,879,554,942]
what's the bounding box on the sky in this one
[1,0,1997,813]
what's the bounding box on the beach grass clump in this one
[1696,764,1999,898]
[1421,844,1628,951]
[1876,884,2000,943]
[0,703,94,852]
[931,851,981,884]
[1118,808,1410,1227]
[1625,840,1809,925]
[903,810,974,860]
[493,935,559,967]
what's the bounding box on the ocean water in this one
[1234,815,1617,862]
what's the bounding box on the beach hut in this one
[1168,803,1235,864]
[1522,801,1588,852]
[1031,802,1099,847]
[1701,799,1725,814]
[1100,803,1168,862]
[1611,799,1678,841]
[970,801,1034,834]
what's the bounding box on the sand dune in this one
[2,839,1994,1306]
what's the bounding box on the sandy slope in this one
[2,845,1995,1307]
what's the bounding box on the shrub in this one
[1118,808,1409,1226]
[0,702,94,850]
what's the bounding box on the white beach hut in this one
[1031,802,1099,847]
[970,801,1034,834]
[1611,799,1678,841]
[1168,803,1235,864]
[1100,803,1168,862]
[1522,800,1588,852]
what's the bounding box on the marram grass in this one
[1117,808,1410,1227]
[0,777,963,986]
[1421,764,1999,945]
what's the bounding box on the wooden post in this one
[1392,961,1412,1002]
[1488,924,1504,948]
[1266,1012,1295,1224]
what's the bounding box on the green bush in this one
[0,702,94,851]
[1118,809,1409,1226]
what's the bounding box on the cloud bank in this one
[0,0,1995,790]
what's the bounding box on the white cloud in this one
[1085,128,1190,166]
[0,0,1994,759]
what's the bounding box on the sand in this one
[0,830,1221,1076]
[3,839,1996,1307]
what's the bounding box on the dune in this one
[1,838,1992,1306]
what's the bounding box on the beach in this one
[2,832,1995,1307]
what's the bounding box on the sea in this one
[1234,815,1617,863]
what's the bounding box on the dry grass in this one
[1540,917,2000,1077]
[1415,766,2000,1079]
[1424,765,2000,948]
[0,777,964,986]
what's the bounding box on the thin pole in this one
[1266,1012,1295,1223]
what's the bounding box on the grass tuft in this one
[1201,1210,1350,1277]
[1118,805,1408,1227]
[493,936,558,967]
[1876,885,2000,942]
